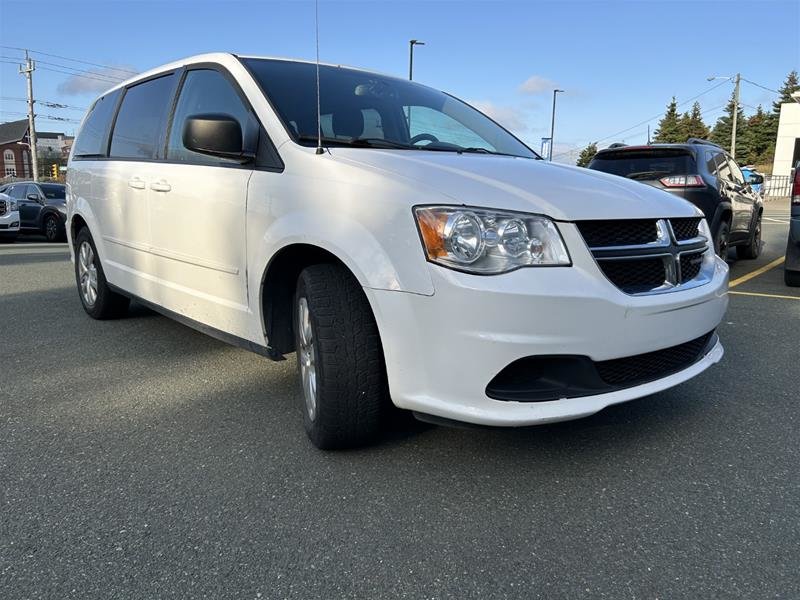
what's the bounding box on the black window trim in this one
[72,62,283,173]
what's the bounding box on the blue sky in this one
[1,0,798,163]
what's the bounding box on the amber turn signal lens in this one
[416,209,448,259]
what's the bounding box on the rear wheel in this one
[736,214,762,259]
[74,227,130,319]
[714,220,730,259]
[294,263,388,449]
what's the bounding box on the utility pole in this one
[19,50,39,182]
[409,39,425,80]
[730,73,740,160]
[549,89,564,161]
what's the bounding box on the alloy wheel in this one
[78,241,98,307]
[46,216,58,241]
[297,297,317,421]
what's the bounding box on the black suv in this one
[0,181,67,242]
[588,139,763,259]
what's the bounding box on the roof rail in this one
[687,137,722,148]
[607,142,627,149]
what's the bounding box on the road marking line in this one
[729,257,785,288]
[730,290,800,301]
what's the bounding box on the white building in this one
[771,93,800,177]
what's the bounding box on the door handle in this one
[128,177,146,190]
[150,180,171,193]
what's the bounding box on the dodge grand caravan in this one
[66,54,729,449]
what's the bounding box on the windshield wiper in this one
[296,135,413,150]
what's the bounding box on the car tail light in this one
[659,175,705,188]
[792,169,800,205]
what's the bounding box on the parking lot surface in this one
[1,204,799,599]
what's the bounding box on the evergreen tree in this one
[740,105,773,166]
[576,142,598,167]
[678,101,710,140]
[709,91,746,160]
[653,97,683,143]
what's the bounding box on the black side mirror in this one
[183,114,255,162]
[26,193,41,203]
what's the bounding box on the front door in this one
[146,68,253,338]
[15,184,41,229]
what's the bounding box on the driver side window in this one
[167,69,252,165]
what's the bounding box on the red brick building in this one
[0,119,33,179]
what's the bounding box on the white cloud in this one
[518,75,558,96]
[57,66,137,96]
[470,100,530,133]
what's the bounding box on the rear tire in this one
[74,227,130,319]
[44,214,64,243]
[294,263,388,449]
[714,220,730,259]
[736,214,762,259]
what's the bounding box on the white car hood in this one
[331,149,702,221]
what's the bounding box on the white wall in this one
[772,102,800,177]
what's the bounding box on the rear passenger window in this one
[167,69,251,165]
[110,74,176,160]
[73,89,121,157]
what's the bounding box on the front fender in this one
[252,208,435,296]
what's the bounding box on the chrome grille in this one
[0,199,6,216]
[577,218,711,295]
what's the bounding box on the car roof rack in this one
[687,138,723,149]
[607,142,627,149]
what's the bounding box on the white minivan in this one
[66,53,729,448]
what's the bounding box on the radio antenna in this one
[314,0,324,155]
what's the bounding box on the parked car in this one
[66,53,728,449]
[785,161,800,286]
[0,181,67,242]
[587,139,763,260]
[0,191,21,243]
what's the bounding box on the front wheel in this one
[294,263,389,449]
[736,214,762,259]
[74,227,130,319]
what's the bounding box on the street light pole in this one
[731,73,740,159]
[549,89,564,161]
[707,73,741,158]
[409,39,425,80]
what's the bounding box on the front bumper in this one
[366,225,729,427]
[0,210,20,236]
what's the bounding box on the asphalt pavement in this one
[1,204,798,599]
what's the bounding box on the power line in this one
[741,78,780,95]
[0,96,87,111]
[552,80,732,160]
[0,45,138,75]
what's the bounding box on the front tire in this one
[736,214,762,259]
[294,263,389,449]
[74,227,130,319]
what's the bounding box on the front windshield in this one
[242,58,537,159]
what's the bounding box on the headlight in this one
[414,206,571,274]
[698,218,712,246]
[8,199,17,211]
